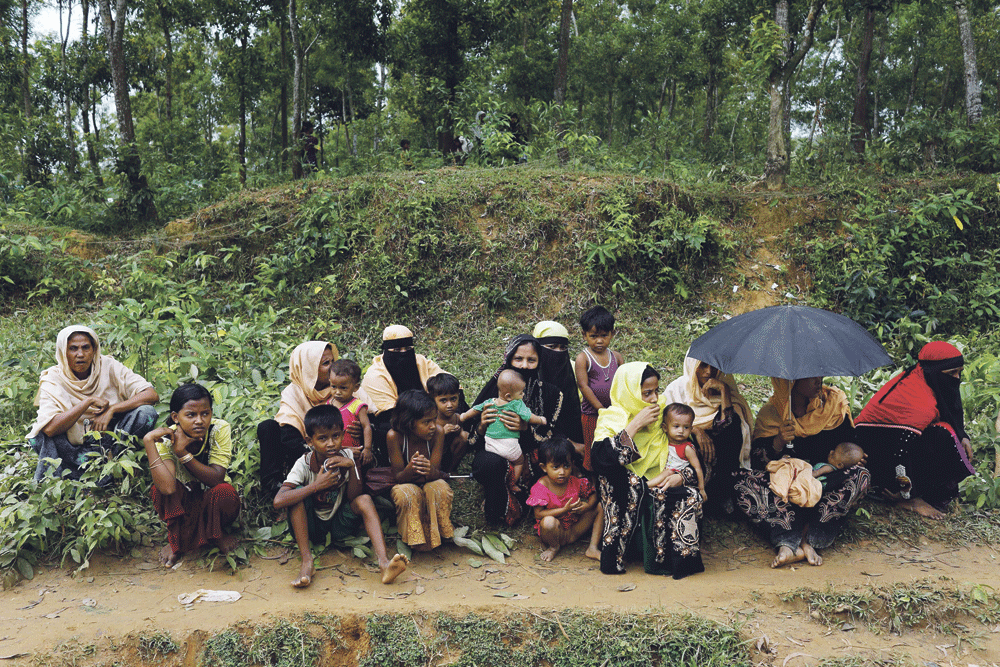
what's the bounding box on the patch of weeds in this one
[31,637,98,667]
[248,619,321,667]
[524,610,749,667]
[136,631,179,661]
[817,656,915,667]
[841,500,1000,546]
[359,614,430,667]
[201,628,249,667]
[434,613,524,665]
[302,612,342,647]
[783,579,1000,634]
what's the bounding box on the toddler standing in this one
[574,306,624,469]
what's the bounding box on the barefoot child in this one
[526,437,600,562]
[460,369,547,491]
[387,390,455,551]
[426,373,468,473]
[574,306,624,466]
[646,403,707,501]
[326,359,374,469]
[274,405,407,587]
[812,442,866,489]
[144,383,241,568]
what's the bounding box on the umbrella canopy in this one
[687,305,892,380]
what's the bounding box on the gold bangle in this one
[179,453,195,464]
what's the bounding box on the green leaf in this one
[485,533,510,556]
[396,539,412,560]
[16,557,34,580]
[453,535,483,556]
[481,537,505,564]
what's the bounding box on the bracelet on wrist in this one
[179,452,195,464]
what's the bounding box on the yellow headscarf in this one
[594,361,669,479]
[274,341,338,437]
[662,355,755,469]
[532,321,569,340]
[752,378,852,441]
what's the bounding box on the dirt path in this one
[3,534,998,665]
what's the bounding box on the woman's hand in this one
[91,402,117,432]
[497,408,526,432]
[961,437,973,463]
[409,452,432,477]
[693,428,715,466]
[701,378,731,407]
[625,404,660,437]
[171,427,199,459]
[774,420,796,451]
[648,473,682,489]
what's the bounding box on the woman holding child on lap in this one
[592,362,705,579]
[733,377,870,568]
[469,334,576,527]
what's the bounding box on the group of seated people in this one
[27,310,979,587]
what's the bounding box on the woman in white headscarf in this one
[28,325,159,482]
[257,341,338,496]
[661,354,754,517]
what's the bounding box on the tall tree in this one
[849,2,877,153]
[553,0,571,163]
[98,0,158,222]
[954,0,981,124]
[761,0,826,190]
[288,0,303,178]
[78,0,103,184]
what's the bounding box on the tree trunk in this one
[21,0,41,182]
[98,0,158,223]
[288,0,303,179]
[59,0,79,175]
[155,0,173,123]
[554,0,571,164]
[238,34,247,185]
[808,18,838,149]
[347,80,357,157]
[280,21,288,172]
[763,0,825,190]
[79,0,103,185]
[954,0,982,124]
[850,4,875,154]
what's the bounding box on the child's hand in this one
[410,452,431,476]
[443,423,461,434]
[324,455,355,470]
[568,499,587,514]
[359,446,374,465]
[313,466,343,490]
[699,488,707,502]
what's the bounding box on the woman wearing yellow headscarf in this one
[591,362,704,578]
[733,377,870,569]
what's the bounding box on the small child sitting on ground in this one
[274,404,407,588]
[526,437,601,562]
[812,442,866,489]
[325,359,374,468]
[574,305,624,468]
[460,369,546,491]
[426,373,468,473]
[646,403,707,501]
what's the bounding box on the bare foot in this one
[540,546,559,562]
[584,546,601,561]
[159,544,181,568]
[899,497,945,520]
[771,545,805,569]
[802,542,823,566]
[291,558,314,588]
[381,554,409,584]
[214,533,240,554]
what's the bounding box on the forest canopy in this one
[2,0,998,230]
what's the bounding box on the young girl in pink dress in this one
[526,437,600,562]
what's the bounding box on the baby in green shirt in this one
[461,369,547,491]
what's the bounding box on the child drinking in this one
[812,442,866,489]
[426,372,468,473]
[647,403,707,501]
[326,359,374,468]
[526,437,600,562]
[574,306,624,468]
[387,390,455,551]
[274,404,407,588]
[460,369,547,492]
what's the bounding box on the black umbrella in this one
[687,304,892,380]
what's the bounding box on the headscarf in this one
[753,378,853,442]
[361,325,444,414]
[532,321,584,443]
[663,355,755,469]
[28,325,154,444]
[857,341,966,439]
[274,341,338,437]
[594,361,669,479]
